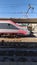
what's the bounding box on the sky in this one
[0,0,37,18]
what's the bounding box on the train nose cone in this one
[22,30,31,36]
[18,30,27,35]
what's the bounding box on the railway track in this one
[0,35,36,61]
[0,47,37,62]
[0,38,36,62]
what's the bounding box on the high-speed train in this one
[0,20,30,37]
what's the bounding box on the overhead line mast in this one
[26,4,34,17]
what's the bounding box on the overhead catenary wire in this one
[0,12,37,14]
[0,3,37,14]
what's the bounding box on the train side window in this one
[8,23,19,29]
[8,24,10,26]
[0,23,19,29]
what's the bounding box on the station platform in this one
[0,37,37,42]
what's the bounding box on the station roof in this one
[11,18,37,23]
[0,18,37,23]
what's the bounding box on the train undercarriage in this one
[0,33,31,38]
[0,32,35,38]
[0,33,26,38]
